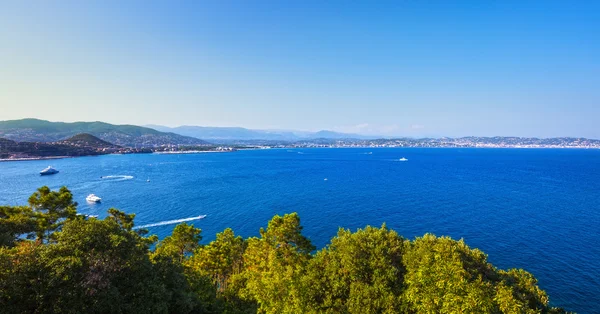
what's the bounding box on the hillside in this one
[0,119,209,147]
[0,137,105,159]
[60,133,119,148]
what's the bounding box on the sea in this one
[0,148,598,312]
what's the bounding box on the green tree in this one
[0,206,37,246]
[27,186,77,241]
[238,213,314,313]
[154,222,202,263]
[151,223,209,313]
[401,234,568,313]
[0,241,49,313]
[42,209,169,313]
[402,234,498,313]
[299,225,407,313]
[190,228,245,294]
[189,228,254,314]
[0,210,170,313]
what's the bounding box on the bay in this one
[1,148,598,312]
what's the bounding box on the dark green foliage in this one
[0,212,169,314]
[0,137,108,158]
[0,187,571,313]
[0,206,37,246]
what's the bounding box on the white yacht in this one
[40,166,59,175]
[86,194,102,203]
[399,157,408,162]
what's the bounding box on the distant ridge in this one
[0,119,209,147]
[146,124,373,142]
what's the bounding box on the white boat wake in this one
[101,175,134,181]
[133,215,207,229]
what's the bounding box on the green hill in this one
[0,137,105,158]
[61,133,119,148]
[0,119,209,147]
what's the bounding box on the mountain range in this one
[145,125,373,142]
[0,119,208,147]
[2,119,599,149]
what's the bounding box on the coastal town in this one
[284,137,600,149]
[3,133,600,161]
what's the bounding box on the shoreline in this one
[1,146,597,162]
[0,156,71,162]
[152,150,232,154]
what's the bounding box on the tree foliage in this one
[299,224,407,313]
[0,187,571,313]
[28,186,78,241]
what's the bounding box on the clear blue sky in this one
[1,1,599,138]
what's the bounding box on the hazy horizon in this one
[3,117,600,140]
[1,1,599,138]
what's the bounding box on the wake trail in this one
[133,215,207,229]
[101,175,134,181]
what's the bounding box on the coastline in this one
[1,146,597,163]
[0,156,70,162]
[152,150,231,155]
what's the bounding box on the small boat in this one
[86,194,102,203]
[324,178,328,181]
[399,157,408,162]
[147,178,150,182]
[77,214,99,218]
[40,166,59,175]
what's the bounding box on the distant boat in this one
[324,178,328,181]
[77,213,98,218]
[147,178,150,182]
[40,166,59,175]
[86,194,102,203]
[399,157,408,162]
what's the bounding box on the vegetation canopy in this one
[0,186,570,313]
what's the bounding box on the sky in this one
[0,1,599,138]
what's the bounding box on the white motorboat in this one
[86,194,102,203]
[399,157,408,162]
[40,166,59,175]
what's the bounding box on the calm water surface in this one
[1,148,598,312]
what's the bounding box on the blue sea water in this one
[0,148,599,312]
